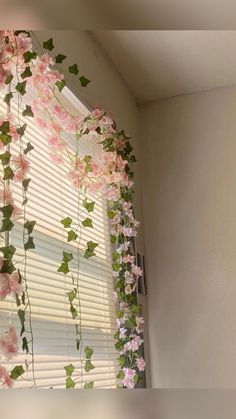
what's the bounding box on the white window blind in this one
[0,87,119,388]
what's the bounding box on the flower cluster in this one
[0,325,18,388]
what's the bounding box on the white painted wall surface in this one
[140,86,236,387]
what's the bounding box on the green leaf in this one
[3,166,14,180]
[64,364,75,377]
[21,66,32,79]
[66,288,77,303]
[82,218,93,228]
[5,74,13,85]
[24,220,36,235]
[69,64,79,75]
[67,230,78,242]
[22,105,34,118]
[65,376,76,389]
[10,365,25,380]
[60,217,72,228]
[16,81,27,96]
[23,50,37,63]
[83,199,95,213]
[0,151,11,165]
[0,218,14,232]
[63,251,73,263]
[43,38,54,51]
[0,121,10,134]
[110,234,116,244]
[18,309,25,336]
[84,360,95,373]
[0,204,14,218]
[3,92,13,106]
[55,54,66,63]
[24,237,35,251]
[22,337,29,354]
[84,241,99,259]
[70,303,78,320]
[107,210,115,219]
[0,133,11,145]
[17,123,27,137]
[0,245,16,260]
[57,262,69,275]
[23,142,34,154]
[22,178,31,191]
[55,79,66,92]
[79,76,90,87]
[84,346,94,360]
[84,382,94,389]
[117,371,125,380]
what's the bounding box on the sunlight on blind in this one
[0,88,119,388]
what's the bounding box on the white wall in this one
[139,86,236,387]
[35,31,151,386]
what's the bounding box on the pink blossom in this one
[136,316,144,334]
[122,368,136,389]
[0,325,18,360]
[125,284,134,295]
[136,357,145,372]
[0,186,13,204]
[124,335,143,352]
[9,271,22,295]
[131,265,143,277]
[0,273,10,299]
[0,366,13,388]
[0,271,22,299]
[123,254,135,264]
[119,327,127,339]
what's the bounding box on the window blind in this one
[0,87,119,388]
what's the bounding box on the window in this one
[0,87,119,388]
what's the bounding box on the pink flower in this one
[0,325,18,360]
[0,271,22,299]
[124,335,143,352]
[131,265,143,277]
[136,316,144,334]
[122,368,136,389]
[136,357,145,372]
[123,254,134,264]
[0,366,13,388]
[119,327,127,339]
[9,271,22,295]
[0,273,11,299]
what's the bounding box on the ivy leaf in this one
[0,245,16,260]
[82,218,93,228]
[55,79,66,92]
[63,251,73,263]
[3,166,14,180]
[17,123,27,137]
[0,204,14,218]
[84,241,99,259]
[84,360,95,373]
[0,133,11,146]
[16,81,27,96]
[22,178,31,191]
[18,309,25,336]
[55,54,66,63]
[67,230,78,242]
[3,92,13,106]
[83,199,95,213]
[0,218,14,232]
[66,288,77,303]
[79,76,90,87]
[22,337,29,354]
[84,382,94,389]
[23,50,37,63]
[84,346,93,360]
[65,376,76,389]
[24,220,36,235]
[118,356,126,368]
[117,370,125,380]
[110,234,116,244]
[69,64,79,75]
[5,73,13,85]
[21,66,32,79]
[24,237,35,251]
[22,105,34,118]
[0,121,10,134]
[57,262,69,274]
[10,365,25,380]
[60,217,72,228]
[107,210,115,219]
[64,364,75,377]
[43,38,54,51]
[70,303,78,319]
[23,142,34,154]
[0,151,11,165]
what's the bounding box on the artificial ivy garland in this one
[0,30,145,389]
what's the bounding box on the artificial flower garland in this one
[0,30,145,389]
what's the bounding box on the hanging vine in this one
[0,30,145,389]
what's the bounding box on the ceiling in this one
[92,31,236,104]
[2,0,236,29]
